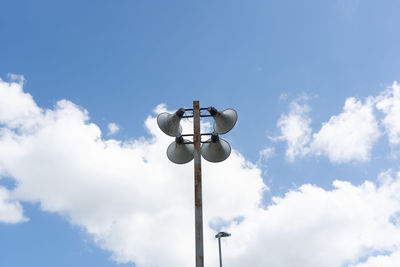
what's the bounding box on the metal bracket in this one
[182,107,214,118]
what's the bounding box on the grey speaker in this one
[157,108,185,137]
[208,107,238,134]
[167,136,194,164]
[201,134,231,163]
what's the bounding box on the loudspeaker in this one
[157,108,185,137]
[208,107,238,134]
[201,134,231,163]
[167,136,194,164]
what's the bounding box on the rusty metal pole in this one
[193,100,204,267]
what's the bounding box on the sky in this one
[1,0,400,266]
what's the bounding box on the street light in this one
[157,101,237,267]
[215,231,231,267]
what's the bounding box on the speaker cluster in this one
[157,105,237,164]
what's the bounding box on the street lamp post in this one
[215,232,231,267]
[157,100,237,267]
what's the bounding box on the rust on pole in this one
[193,100,204,267]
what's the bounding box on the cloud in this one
[275,83,400,163]
[310,97,380,162]
[349,251,400,267]
[224,171,400,267]
[0,187,28,224]
[2,77,400,266]
[107,122,120,136]
[275,98,312,161]
[0,77,41,129]
[376,81,400,145]
[258,147,275,163]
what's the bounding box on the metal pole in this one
[193,100,204,267]
[218,237,222,267]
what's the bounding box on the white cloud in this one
[276,99,311,161]
[259,147,275,162]
[0,186,28,224]
[350,251,400,267]
[0,77,41,129]
[276,89,389,163]
[311,97,380,163]
[2,77,400,267]
[224,173,400,267]
[107,122,120,136]
[7,73,25,83]
[279,93,288,101]
[376,82,400,145]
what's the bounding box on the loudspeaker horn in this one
[208,107,238,134]
[167,135,194,164]
[201,134,231,163]
[157,108,185,137]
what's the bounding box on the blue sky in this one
[1,1,400,266]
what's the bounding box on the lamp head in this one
[215,231,231,238]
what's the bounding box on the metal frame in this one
[179,133,214,144]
